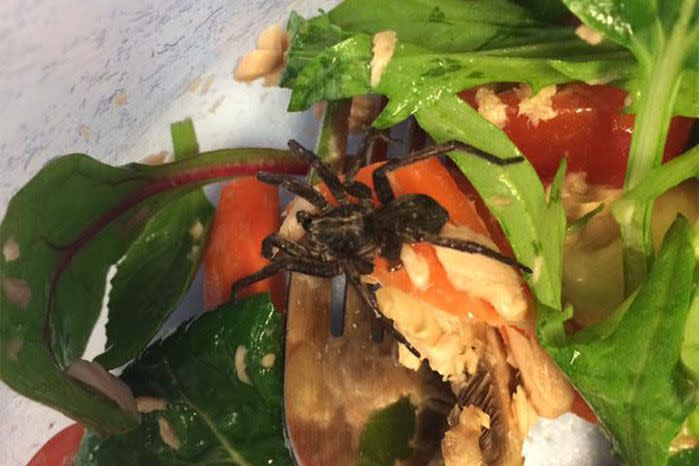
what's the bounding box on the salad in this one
[2,0,698,465]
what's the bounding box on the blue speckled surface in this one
[0,2,617,465]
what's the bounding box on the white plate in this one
[0,1,617,465]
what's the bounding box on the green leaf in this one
[611,144,699,293]
[567,203,605,236]
[285,18,633,121]
[538,216,698,466]
[415,94,566,310]
[562,0,699,291]
[170,118,200,158]
[668,448,699,466]
[281,11,355,88]
[288,34,373,112]
[514,0,571,23]
[373,41,631,128]
[688,407,699,436]
[96,119,216,369]
[358,397,416,466]
[77,294,291,466]
[0,146,302,434]
[327,0,573,53]
[683,288,699,381]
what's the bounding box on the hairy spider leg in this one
[372,140,525,205]
[403,230,532,274]
[257,171,329,211]
[345,127,396,183]
[261,233,311,260]
[344,128,393,200]
[343,264,420,357]
[381,235,404,272]
[427,234,532,273]
[230,255,339,300]
[288,139,349,204]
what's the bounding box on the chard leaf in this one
[416,94,566,309]
[77,294,290,465]
[538,216,697,466]
[358,397,416,466]
[0,145,303,434]
[562,0,699,291]
[96,119,215,370]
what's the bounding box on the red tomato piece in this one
[459,84,694,187]
[27,423,85,466]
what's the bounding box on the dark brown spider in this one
[230,139,530,356]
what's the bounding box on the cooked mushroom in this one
[450,326,524,466]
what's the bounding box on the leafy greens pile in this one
[277,0,698,464]
[0,0,697,465]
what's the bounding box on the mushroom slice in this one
[450,327,524,466]
[504,326,574,419]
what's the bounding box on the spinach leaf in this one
[0,145,303,434]
[373,41,631,128]
[283,0,695,119]
[96,119,215,370]
[538,216,697,466]
[77,294,290,466]
[562,0,699,292]
[358,397,416,466]
[285,14,634,123]
[327,0,574,53]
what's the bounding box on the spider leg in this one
[343,264,420,357]
[343,128,388,200]
[345,127,394,182]
[257,172,329,211]
[288,139,349,204]
[261,233,310,260]
[372,141,525,204]
[414,232,532,274]
[380,236,403,271]
[230,255,340,300]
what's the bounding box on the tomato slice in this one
[27,423,85,466]
[459,84,694,187]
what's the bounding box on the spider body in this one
[231,139,529,355]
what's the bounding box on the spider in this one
[230,139,530,356]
